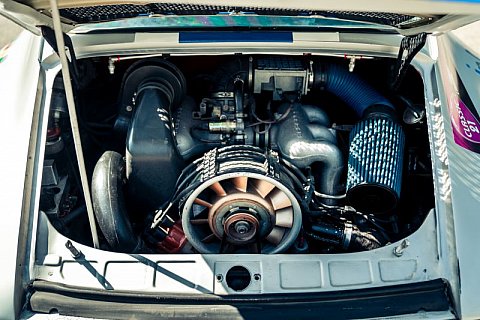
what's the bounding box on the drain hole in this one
[225,266,251,291]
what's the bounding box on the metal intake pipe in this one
[273,103,344,197]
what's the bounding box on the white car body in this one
[1,1,480,319]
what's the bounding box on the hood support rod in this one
[49,0,100,248]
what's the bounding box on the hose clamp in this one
[343,222,353,249]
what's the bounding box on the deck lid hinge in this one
[40,26,80,89]
[391,32,428,91]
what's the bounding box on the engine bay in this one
[40,54,433,255]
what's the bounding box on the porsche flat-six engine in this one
[41,55,432,255]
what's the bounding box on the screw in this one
[393,239,410,257]
[254,274,261,281]
[108,58,115,74]
[126,105,133,112]
[348,56,356,72]
[216,274,223,282]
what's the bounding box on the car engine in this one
[41,55,433,255]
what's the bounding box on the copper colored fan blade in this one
[194,198,213,208]
[201,233,217,243]
[275,207,294,228]
[252,179,275,198]
[210,181,227,197]
[265,227,286,245]
[269,189,292,211]
[190,219,209,225]
[232,176,248,192]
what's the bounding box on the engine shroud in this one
[181,146,302,254]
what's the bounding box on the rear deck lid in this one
[1,0,480,35]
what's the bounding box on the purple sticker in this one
[450,96,480,152]
[438,37,480,154]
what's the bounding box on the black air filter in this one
[346,116,405,213]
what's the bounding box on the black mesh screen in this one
[320,11,427,27]
[59,3,435,28]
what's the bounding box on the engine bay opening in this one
[39,54,434,255]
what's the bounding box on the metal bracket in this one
[40,26,80,90]
[391,33,427,91]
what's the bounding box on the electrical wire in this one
[250,99,295,125]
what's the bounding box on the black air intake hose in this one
[315,63,394,117]
[126,86,185,212]
[92,151,143,253]
[114,59,186,139]
[119,62,187,212]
